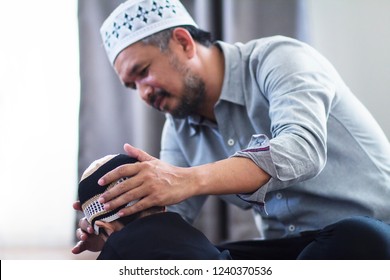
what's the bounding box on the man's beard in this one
[166,54,206,119]
[169,72,206,118]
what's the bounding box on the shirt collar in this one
[215,41,246,106]
[187,115,218,136]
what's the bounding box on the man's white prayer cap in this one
[100,0,198,65]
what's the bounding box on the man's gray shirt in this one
[161,36,390,239]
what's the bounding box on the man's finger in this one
[124,143,155,162]
[76,228,89,241]
[71,241,85,254]
[98,163,138,186]
[98,171,138,203]
[118,198,151,217]
[78,217,94,234]
[73,201,82,211]
[100,179,145,211]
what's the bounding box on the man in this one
[73,0,390,259]
[78,153,231,259]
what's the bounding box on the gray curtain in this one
[77,0,309,244]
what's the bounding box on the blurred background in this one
[0,0,389,259]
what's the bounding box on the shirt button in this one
[288,225,295,232]
[227,139,235,146]
[276,192,283,199]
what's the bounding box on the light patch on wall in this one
[0,0,80,249]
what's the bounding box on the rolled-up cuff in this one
[230,134,279,214]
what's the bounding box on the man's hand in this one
[71,201,105,254]
[97,143,193,217]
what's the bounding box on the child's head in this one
[78,154,139,235]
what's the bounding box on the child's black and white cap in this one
[78,154,139,235]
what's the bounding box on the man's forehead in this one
[114,42,155,70]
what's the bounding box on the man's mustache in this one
[148,90,171,109]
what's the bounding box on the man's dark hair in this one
[141,26,213,51]
[184,25,213,46]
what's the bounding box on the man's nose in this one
[137,83,153,103]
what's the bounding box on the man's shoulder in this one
[218,35,301,49]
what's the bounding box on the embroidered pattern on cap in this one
[104,0,178,49]
[100,0,197,65]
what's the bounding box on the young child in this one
[78,154,231,260]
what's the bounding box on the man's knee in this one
[299,216,390,259]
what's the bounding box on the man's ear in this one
[171,27,196,58]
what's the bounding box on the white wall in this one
[0,0,79,251]
[307,0,390,138]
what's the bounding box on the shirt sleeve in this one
[232,39,337,207]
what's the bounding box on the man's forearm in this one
[189,157,271,196]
